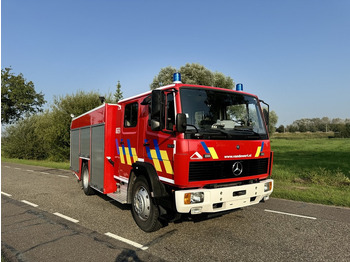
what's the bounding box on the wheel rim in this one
[83,168,89,189]
[133,186,151,221]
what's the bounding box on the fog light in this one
[264,182,272,192]
[184,192,204,204]
[191,207,203,214]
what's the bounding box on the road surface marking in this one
[105,232,148,250]
[4,166,11,168]
[40,172,50,175]
[21,200,39,207]
[14,168,21,170]
[26,170,34,172]
[264,209,317,220]
[1,192,12,197]
[58,175,69,178]
[53,212,79,223]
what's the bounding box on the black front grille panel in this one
[189,158,269,182]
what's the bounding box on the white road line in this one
[21,200,39,207]
[14,168,21,170]
[264,209,317,220]
[4,166,11,168]
[40,172,50,175]
[53,212,79,223]
[105,232,148,250]
[58,175,69,178]
[1,191,12,197]
[26,170,34,172]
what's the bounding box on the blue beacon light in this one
[173,72,182,83]
[236,83,243,91]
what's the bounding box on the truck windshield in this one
[180,88,268,140]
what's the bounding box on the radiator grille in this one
[189,158,269,182]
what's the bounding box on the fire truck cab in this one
[70,73,273,232]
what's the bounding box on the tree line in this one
[276,117,350,137]
[2,64,278,162]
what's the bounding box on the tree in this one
[150,63,234,90]
[114,81,123,103]
[150,66,177,89]
[268,111,278,134]
[2,113,50,160]
[1,67,46,124]
[2,90,113,161]
[276,125,285,133]
[45,90,110,161]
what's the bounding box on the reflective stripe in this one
[119,146,125,164]
[145,139,152,159]
[153,139,163,161]
[150,150,162,171]
[115,139,120,155]
[201,142,210,153]
[208,147,219,159]
[255,146,262,157]
[131,148,138,162]
[160,150,174,174]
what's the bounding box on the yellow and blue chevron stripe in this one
[255,142,264,157]
[115,139,138,166]
[200,142,219,159]
[145,139,174,175]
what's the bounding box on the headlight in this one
[264,181,272,192]
[184,192,204,204]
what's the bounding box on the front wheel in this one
[131,176,162,232]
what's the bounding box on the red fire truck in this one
[70,73,273,232]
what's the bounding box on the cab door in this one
[144,92,176,183]
[118,101,139,178]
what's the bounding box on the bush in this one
[2,90,112,161]
[2,114,49,160]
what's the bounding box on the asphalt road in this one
[2,162,350,262]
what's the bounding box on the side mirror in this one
[263,108,269,131]
[260,99,270,132]
[151,90,165,131]
[176,113,187,133]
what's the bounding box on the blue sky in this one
[2,0,350,126]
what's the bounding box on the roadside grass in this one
[271,138,350,207]
[1,157,70,170]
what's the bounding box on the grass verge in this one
[271,138,350,207]
[1,157,70,170]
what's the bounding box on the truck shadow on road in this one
[93,190,242,230]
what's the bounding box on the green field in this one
[2,137,350,207]
[271,138,350,207]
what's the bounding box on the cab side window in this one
[124,102,138,127]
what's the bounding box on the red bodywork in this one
[70,84,273,195]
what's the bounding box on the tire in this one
[131,176,162,232]
[82,163,94,195]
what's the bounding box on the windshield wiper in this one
[233,127,262,136]
[211,129,232,138]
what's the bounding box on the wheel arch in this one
[78,158,90,181]
[128,162,168,203]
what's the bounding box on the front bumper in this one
[175,179,273,214]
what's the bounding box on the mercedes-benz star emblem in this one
[232,162,243,176]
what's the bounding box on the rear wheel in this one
[82,163,94,195]
[131,176,162,232]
